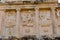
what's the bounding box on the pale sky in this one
[58,0,60,3]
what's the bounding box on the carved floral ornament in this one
[5,21,16,28]
[44,29,48,33]
[41,24,51,27]
[25,29,30,33]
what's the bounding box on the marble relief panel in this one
[39,10,52,27]
[39,10,52,35]
[21,9,35,27]
[20,9,35,35]
[4,10,17,36]
[5,11,16,28]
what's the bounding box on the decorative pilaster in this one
[2,10,8,38]
[0,10,6,38]
[16,9,20,38]
[35,7,40,36]
[16,9,21,38]
[51,7,56,37]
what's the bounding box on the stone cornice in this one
[0,1,58,5]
